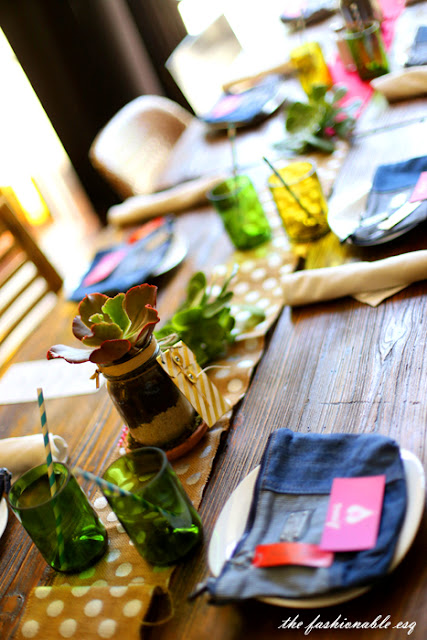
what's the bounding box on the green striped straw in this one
[73,466,165,517]
[37,388,65,567]
[227,123,238,182]
[73,467,136,500]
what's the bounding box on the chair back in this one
[165,15,243,115]
[0,193,62,367]
[89,95,195,199]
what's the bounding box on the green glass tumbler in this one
[102,447,202,566]
[8,463,108,573]
[344,21,389,81]
[207,175,271,250]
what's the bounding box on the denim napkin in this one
[348,155,427,245]
[69,218,173,301]
[405,26,427,67]
[205,428,407,602]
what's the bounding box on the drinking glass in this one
[207,175,271,250]
[8,463,108,573]
[331,24,357,71]
[268,161,330,243]
[102,447,202,566]
[343,21,389,81]
[290,42,333,96]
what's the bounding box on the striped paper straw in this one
[37,387,65,567]
[73,466,136,499]
[227,123,238,181]
[73,466,163,515]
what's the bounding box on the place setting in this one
[206,431,425,609]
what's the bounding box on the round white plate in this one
[208,448,425,608]
[0,498,8,540]
[153,232,187,277]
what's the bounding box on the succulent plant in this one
[47,284,159,365]
[155,269,264,366]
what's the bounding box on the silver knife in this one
[377,200,422,230]
[341,200,422,243]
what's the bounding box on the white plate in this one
[153,231,187,277]
[208,448,425,608]
[0,498,8,540]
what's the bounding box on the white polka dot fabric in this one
[19,585,156,639]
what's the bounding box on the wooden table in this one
[1,5,427,639]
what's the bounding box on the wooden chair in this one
[165,15,243,116]
[89,94,225,227]
[0,194,63,367]
[89,95,195,200]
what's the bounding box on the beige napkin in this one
[281,250,427,307]
[107,174,225,227]
[222,60,293,92]
[371,67,427,102]
[0,434,68,482]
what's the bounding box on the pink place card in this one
[83,248,127,286]
[319,475,386,552]
[409,172,427,203]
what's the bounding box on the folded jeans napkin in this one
[404,26,427,67]
[0,434,68,482]
[69,218,173,301]
[204,428,406,602]
[281,250,427,306]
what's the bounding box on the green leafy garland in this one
[155,269,264,366]
[275,85,360,154]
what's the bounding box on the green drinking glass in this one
[8,463,108,573]
[343,21,389,81]
[102,447,203,566]
[207,175,271,250]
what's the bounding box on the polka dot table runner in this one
[17,142,349,638]
[19,585,158,640]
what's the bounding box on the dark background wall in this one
[0,0,189,222]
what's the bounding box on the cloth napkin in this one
[405,26,427,67]
[281,250,427,307]
[204,428,406,602]
[0,434,68,482]
[371,66,427,101]
[69,217,173,301]
[107,174,225,227]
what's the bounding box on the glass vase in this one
[99,338,199,451]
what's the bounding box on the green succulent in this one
[155,269,264,366]
[47,284,159,364]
